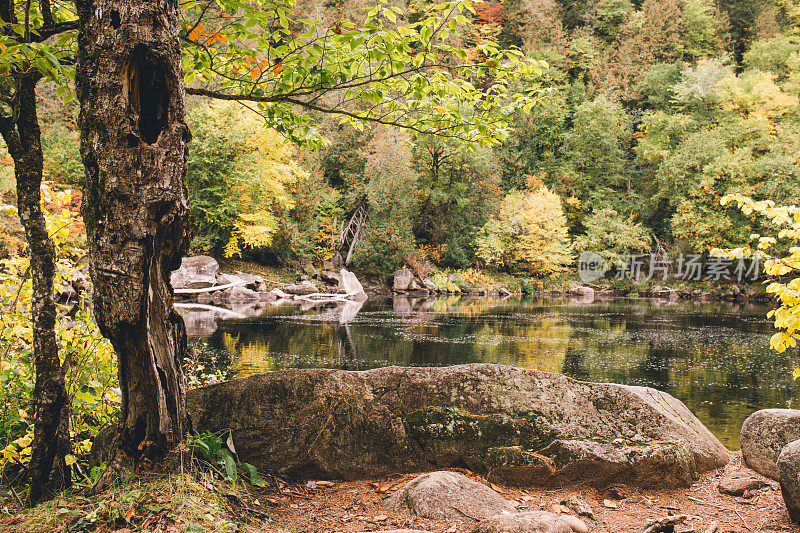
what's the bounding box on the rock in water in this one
[779,439,800,522]
[421,278,439,292]
[224,285,260,301]
[741,409,800,480]
[339,269,367,300]
[473,511,574,533]
[217,272,246,287]
[283,280,318,295]
[187,364,729,487]
[232,271,266,291]
[384,471,516,520]
[170,255,219,289]
[393,268,413,291]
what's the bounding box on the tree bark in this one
[76,0,191,463]
[0,71,72,505]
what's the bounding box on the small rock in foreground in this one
[741,409,800,480]
[718,474,768,496]
[384,471,516,520]
[473,511,576,533]
[558,514,589,533]
[561,495,594,519]
[779,439,800,523]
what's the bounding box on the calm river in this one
[181,296,800,449]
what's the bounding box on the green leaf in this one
[222,450,237,481]
[243,462,266,487]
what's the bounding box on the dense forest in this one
[3,0,800,278]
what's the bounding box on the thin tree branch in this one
[185,86,483,140]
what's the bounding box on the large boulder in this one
[384,471,516,520]
[339,269,367,300]
[170,255,219,289]
[473,511,575,533]
[187,364,729,488]
[394,268,414,291]
[741,409,800,480]
[779,439,800,523]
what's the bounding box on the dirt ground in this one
[244,452,798,533]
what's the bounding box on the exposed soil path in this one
[246,453,796,532]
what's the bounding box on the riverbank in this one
[212,259,774,304]
[2,452,791,532]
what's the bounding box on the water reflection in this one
[181,296,800,449]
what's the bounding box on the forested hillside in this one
[3,0,799,277]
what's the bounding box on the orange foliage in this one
[473,1,503,24]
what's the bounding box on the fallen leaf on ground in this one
[490,483,506,493]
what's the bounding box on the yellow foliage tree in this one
[716,71,799,122]
[222,109,307,257]
[713,193,800,354]
[476,186,573,275]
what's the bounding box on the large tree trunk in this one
[76,0,191,463]
[0,72,72,505]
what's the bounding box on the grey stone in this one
[225,285,260,301]
[718,475,768,496]
[779,439,800,523]
[339,269,367,300]
[561,495,593,519]
[569,286,595,299]
[741,409,800,480]
[558,515,589,533]
[267,288,291,300]
[217,273,246,287]
[170,255,219,289]
[421,278,439,292]
[394,268,414,291]
[384,471,516,520]
[187,364,730,487]
[473,511,573,533]
[320,270,342,286]
[283,280,318,295]
[232,271,266,291]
